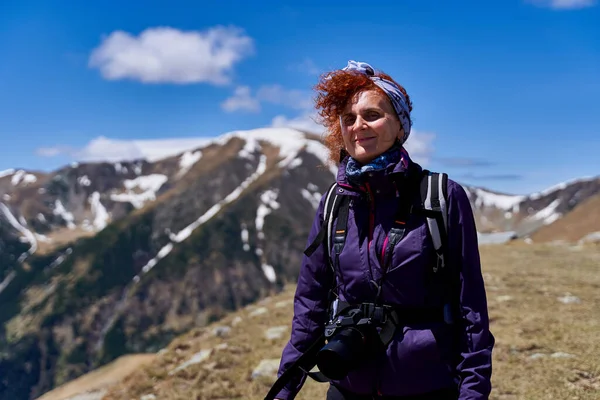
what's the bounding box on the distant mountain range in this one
[0,127,598,400]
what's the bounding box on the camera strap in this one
[263,332,329,400]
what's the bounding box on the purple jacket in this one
[276,152,495,399]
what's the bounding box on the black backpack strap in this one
[332,196,350,258]
[304,182,340,260]
[419,170,458,325]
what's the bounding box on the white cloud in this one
[403,130,435,166]
[271,113,325,134]
[292,58,321,76]
[37,136,213,163]
[256,85,313,110]
[36,146,71,157]
[88,26,254,84]
[222,84,312,113]
[527,0,596,9]
[221,86,261,112]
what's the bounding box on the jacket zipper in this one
[364,182,375,250]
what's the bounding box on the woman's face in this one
[340,90,402,164]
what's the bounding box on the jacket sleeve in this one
[275,194,334,400]
[447,180,495,399]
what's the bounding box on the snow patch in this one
[8,170,37,186]
[110,174,168,209]
[35,233,51,242]
[478,231,517,245]
[241,223,250,251]
[11,170,25,185]
[305,140,338,177]
[262,264,277,283]
[178,150,202,177]
[0,169,15,178]
[526,198,561,225]
[89,192,109,230]
[169,155,268,243]
[301,188,321,210]
[141,243,174,275]
[529,176,597,200]
[239,137,261,159]
[0,271,16,295]
[53,200,76,229]
[78,175,91,186]
[0,203,38,261]
[467,187,525,210]
[49,248,72,269]
[288,157,303,168]
[256,189,280,235]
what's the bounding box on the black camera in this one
[315,304,388,380]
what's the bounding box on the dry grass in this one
[36,354,156,400]
[46,243,600,400]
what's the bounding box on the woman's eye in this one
[366,112,380,120]
[343,116,356,125]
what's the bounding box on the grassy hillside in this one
[38,243,600,400]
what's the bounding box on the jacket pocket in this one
[376,326,454,395]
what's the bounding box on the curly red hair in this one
[313,69,413,165]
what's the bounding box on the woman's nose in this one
[354,115,367,130]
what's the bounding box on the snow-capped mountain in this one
[0,127,598,400]
[463,176,600,238]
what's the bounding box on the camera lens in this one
[315,327,368,380]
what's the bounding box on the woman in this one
[274,61,494,399]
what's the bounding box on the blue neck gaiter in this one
[345,144,402,187]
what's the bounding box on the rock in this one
[557,293,581,304]
[249,307,268,317]
[232,316,243,326]
[251,358,281,380]
[496,295,513,302]
[213,326,231,337]
[65,390,107,400]
[140,395,157,400]
[551,352,575,358]
[169,349,212,375]
[275,300,292,308]
[528,353,546,360]
[265,326,288,340]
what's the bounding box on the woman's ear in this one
[397,128,405,141]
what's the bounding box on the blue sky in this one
[0,0,598,194]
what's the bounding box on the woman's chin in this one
[351,145,381,161]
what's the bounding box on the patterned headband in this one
[342,60,412,143]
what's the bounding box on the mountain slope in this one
[464,176,600,238]
[528,193,600,243]
[0,128,336,400]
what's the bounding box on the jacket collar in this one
[336,146,420,196]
